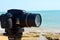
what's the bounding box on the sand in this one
[0,31,40,40]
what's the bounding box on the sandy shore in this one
[0,31,40,40]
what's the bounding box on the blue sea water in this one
[30,10,60,29]
[0,10,60,29]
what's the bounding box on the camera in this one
[0,9,42,40]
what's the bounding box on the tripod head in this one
[0,9,42,40]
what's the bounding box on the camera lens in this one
[25,14,42,27]
[19,13,42,27]
[35,14,41,27]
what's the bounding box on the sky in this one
[0,0,60,11]
[0,0,60,30]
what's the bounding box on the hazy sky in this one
[0,0,60,11]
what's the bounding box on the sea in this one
[0,10,60,32]
[30,10,60,29]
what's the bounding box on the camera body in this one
[0,9,42,40]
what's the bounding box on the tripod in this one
[4,28,24,40]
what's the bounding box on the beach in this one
[0,27,60,40]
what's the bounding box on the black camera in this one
[0,9,42,40]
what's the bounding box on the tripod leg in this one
[8,32,23,40]
[14,33,23,40]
